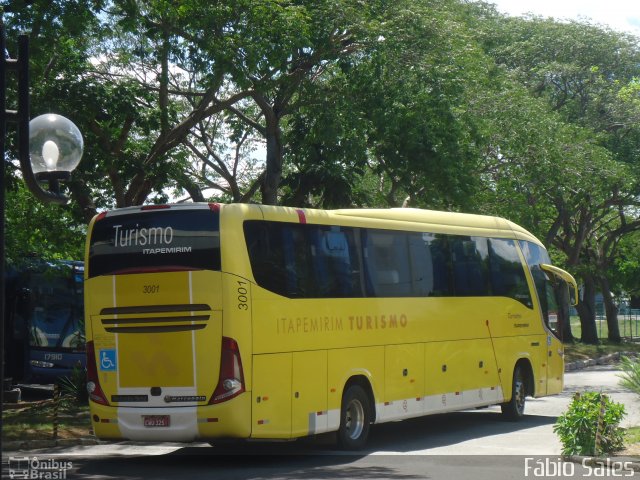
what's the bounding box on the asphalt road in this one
[3,366,639,480]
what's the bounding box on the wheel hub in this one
[345,399,365,440]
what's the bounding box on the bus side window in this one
[544,280,560,335]
[362,230,412,297]
[428,235,453,296]
[408,233,434,296]
[245,222,288,296]
[488,239,533,308]
[281,224,310,298]
[518,240,566,337]
[450,236,489,297]
[310,226,362,298]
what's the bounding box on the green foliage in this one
[466,6,640,340]
[618,356,640,396]
[612,234,640,297]
[57,362,88,405]
[5,184,85,264]
[553,392,626,456]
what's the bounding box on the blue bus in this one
[4,259,85,384]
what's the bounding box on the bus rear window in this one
[88,209,220,278]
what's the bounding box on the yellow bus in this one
[84,203,577,449]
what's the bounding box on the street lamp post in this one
[1,14,83,453]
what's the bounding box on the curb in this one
[564,352,637,372]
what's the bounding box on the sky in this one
[487,0,640,37]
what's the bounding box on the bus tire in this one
[337,384,372,450]
[501,365,526,420]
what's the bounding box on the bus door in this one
[540,280,563,394]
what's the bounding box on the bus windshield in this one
[5,259,86,384]
[28,267,84,350]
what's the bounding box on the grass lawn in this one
[564,314,640,363]
[569,315,640,344]
[623,427,640,457]
[2,397,91,443]
[626,427,640,445]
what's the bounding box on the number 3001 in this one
[237,281,249,310]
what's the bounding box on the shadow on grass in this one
[1,397,90,442]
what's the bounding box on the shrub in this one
[618,356,640,396]
[57,362,88,404]
[553,392,625,456]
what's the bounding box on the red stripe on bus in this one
[141,205,170,210]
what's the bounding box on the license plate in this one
[143,415,170,427]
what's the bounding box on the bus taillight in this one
[209,337,245,404]
[86,341,109,406]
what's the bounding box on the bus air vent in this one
[99,304,212,334]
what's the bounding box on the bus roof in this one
[334,208,539,242]
[252,204,541,246]
[93,203,542,246]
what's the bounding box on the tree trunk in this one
[261,120,283,206]
[599,275,621,343]
[69,180,97,224]
[575,273,599,344]
[176,175,205,203]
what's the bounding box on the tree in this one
[4,183,85,264]
[282,0,495,210]
[211,0,383,205]
[453,44,640,344]
[182,108,266,203]
[12,0,387,214]
[469,9,640,343]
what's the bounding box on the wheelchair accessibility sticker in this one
[100,349,117,371]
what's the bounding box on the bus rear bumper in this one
[118,406,199,442]
[90,394,252,442]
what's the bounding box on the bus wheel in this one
[337,384,372,450]
[501,365,526,420]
